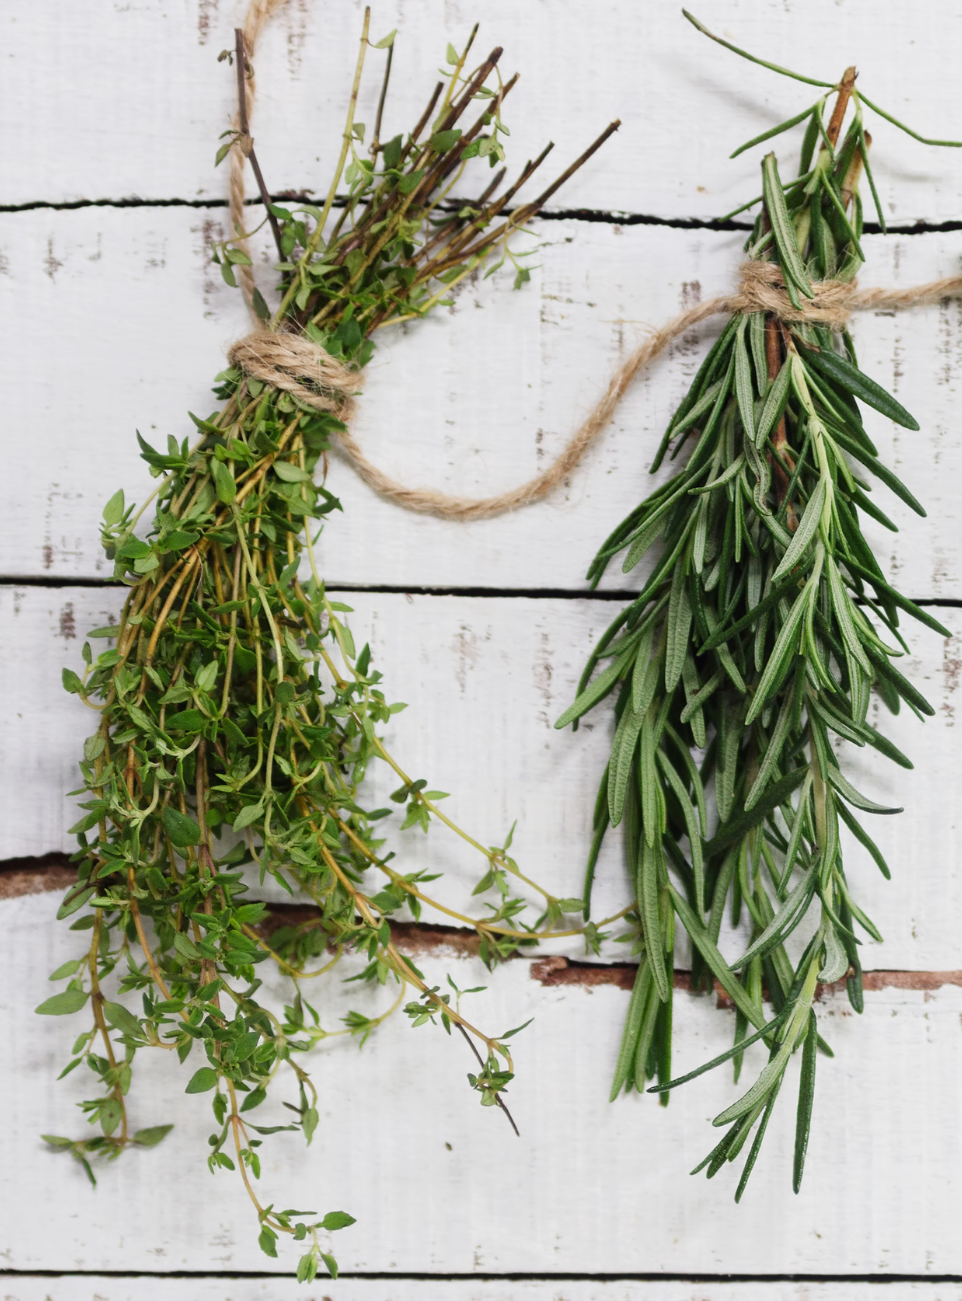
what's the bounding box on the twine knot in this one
[729,260,858,327]
[224,260,962,521]
[228,330,363,424]
[226,0,962,522]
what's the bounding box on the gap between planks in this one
[3,193,962,239]
[5,858,960,997]
[2,578,962,609]
[3,1269,962,1281]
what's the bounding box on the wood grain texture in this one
[4,890,962,1275]
[0,855,76,900]
[2,585,960,970]
[2,210,961,593]
[1,1283,961,1301]
[5,0,962,221]
[5,0,962,1286]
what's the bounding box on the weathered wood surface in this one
[3,584,961,970]
[3,208,962,592]
[5,890,962,1276]
[5,0,962,222]
[5,1290,962,1301]
[5,0,962,1293]
[2,1288,962,1301]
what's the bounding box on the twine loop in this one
[226,0,962,523]
[727,260,962,327]
[728,260,858,327]
[228,330,362,424]
[227,261,962,521]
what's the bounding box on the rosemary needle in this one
[557,17,955,1198]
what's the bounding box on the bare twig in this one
[456,1023,520,1137]
[234,28,284,262]
[826,65,858,147]
[370,39,394,158]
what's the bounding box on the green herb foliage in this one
[557,18,957,1197]
[45,17,615,1277]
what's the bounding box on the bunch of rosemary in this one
[40,15,615,1279]
[557,15,957,1198]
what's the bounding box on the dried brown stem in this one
[234,28,284,262]
[435,47,504,138]
[826,66,857,148]
[400,74,521,224]
[842,129,869,209]
[413,145,552,278]
[428,125,618,281]
[516,119,621,215]
[347,53,512,265]
[496,142,556,206]
[331,79,444,244]
[434,73,520,191]
[412,166,508,268]
[765,313,798,530]
[455,1022,520,1138]
[334,71,521,268]
[401,82,445,164]
[370,39,394,158]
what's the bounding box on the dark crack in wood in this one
[5,865,962,994]
[530,955,962,998]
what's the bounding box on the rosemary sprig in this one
[41,17,616,1281]
[557,18,955,1199]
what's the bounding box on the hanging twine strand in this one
[228,262,962,520]
[228,1,962,521]
[228,0,288,314]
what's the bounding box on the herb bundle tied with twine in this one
[39,2,962,1268]
[41,4,617,1279]
[556,13,962,1199]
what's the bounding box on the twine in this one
[227,331,361,426]
[228,0,288,312]
[227,0,962,522]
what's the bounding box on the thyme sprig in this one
[41,16,616,1280]
[557,18,955,1199]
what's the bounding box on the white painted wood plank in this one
[0,584,627,955]
[2,1281,960,1301]
[4,889,962,1274]
[6,0,962,1280]
[6,0,962,222]
[2,209,961,595]
[2,585,960,971]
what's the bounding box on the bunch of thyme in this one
[40,15,616,1279]
[557,14,957,1198]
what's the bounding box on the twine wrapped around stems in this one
[227,0,962,521]
[228,261,962,520]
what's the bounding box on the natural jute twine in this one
[228,0,287,310]
[227,0,962,523]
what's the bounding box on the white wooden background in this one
[4,1,962,1297]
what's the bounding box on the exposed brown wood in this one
[531,954,636,990]
[7,866,962,993]
[255,904,485,957]
[0,861,485,955]
[0,853,75,900]
[530,954,962,998]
